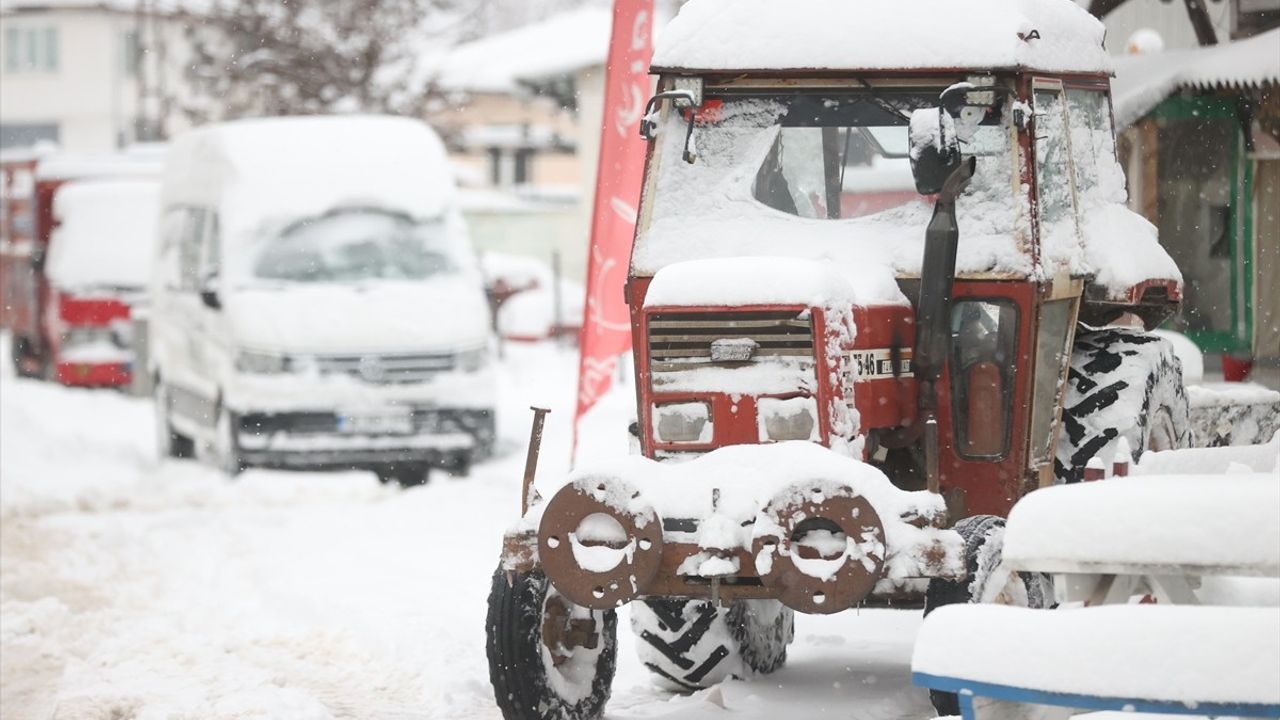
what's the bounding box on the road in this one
[0,340,934,720]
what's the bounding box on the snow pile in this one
[652,0,1110,75]
[47,179,161,291]
[1003,473,1280,576]
[913,604,1280,705]
[644,257,867,308]
[482,252,584,341]
[1136,431,1280,476]
[1077,204,1181,296]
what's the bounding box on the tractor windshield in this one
[633,89,1025,280]
[747,93,1005,220]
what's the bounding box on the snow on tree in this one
[178,0,477,121]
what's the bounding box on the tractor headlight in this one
[235,350,289,374]
[757,397,818,442]
[457,345,490,373]
[652,401,711,444]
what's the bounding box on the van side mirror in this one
[199,272,221,310]
[30,245,46,273]
[908,107,962,195]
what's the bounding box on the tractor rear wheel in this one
[486,567,617,720]
[631,598,794,691]
[1055,326,1191,483]
[923,515,1052,715]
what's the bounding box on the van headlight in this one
[652,401,712,444]
[235,350,289,374]
[457,346,490,373]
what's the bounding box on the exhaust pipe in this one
[914,157,977,493]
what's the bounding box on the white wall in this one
[0,7,190,153]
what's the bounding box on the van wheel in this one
[376,462,429,486]
[154,380,195,459]
[213,405,246,476]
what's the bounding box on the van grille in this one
[647,310,814,371]
[315,352,455,384]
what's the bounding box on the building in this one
[414,7,615,282]
[1111,27,1280,381]
[0,0,189,153]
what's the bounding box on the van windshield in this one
[252,208,456,283]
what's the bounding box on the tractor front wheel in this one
[486,567,617,720]
[631,597,794,691]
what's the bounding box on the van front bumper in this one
[233,407,495,468]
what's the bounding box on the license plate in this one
[337,408,413,435]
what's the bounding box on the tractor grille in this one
[647,310,814,371]
[315,352,455,384]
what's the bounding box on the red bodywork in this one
[5,175,138,387]
[0,157,39,329]
[628,273,1047,519]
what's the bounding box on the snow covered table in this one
[1002,472,1280,605]
[912,604,1280,720]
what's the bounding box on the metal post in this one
[551,250,563,345]
[522,407,551,514]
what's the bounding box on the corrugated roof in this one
[1112,28,1280,129]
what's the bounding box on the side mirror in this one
[908,107,962,195]
[30,245,46,273]
[199,273,221,310]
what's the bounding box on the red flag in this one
[573,0,654,458]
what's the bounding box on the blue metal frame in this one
[914,672,1280,720]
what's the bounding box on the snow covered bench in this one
[913,604,1280,720]
[1002,472,1280,605]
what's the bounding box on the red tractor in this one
[486,1,1199,718]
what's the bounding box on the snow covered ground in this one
[0,336,934,720]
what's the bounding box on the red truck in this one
[6,152,161,387]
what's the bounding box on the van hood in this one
[224,277,490,354]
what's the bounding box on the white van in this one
[150,116,495,483]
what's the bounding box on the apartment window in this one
[120,29,139,76]
[4,26,59,72]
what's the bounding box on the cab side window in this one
[177,207,207,292]
[1032,85,1081,245]
[159,208,187,291]
[198,211,220,283]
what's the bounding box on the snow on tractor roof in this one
[651,0,1111,76]
[162,115,455,241]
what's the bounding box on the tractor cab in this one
[487,4,1190,719]
[625,1,1182,518]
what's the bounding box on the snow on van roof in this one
[36,151,163,182]
[161,115,454,239]
[48,179,160,290]
[651,0,1111,76]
